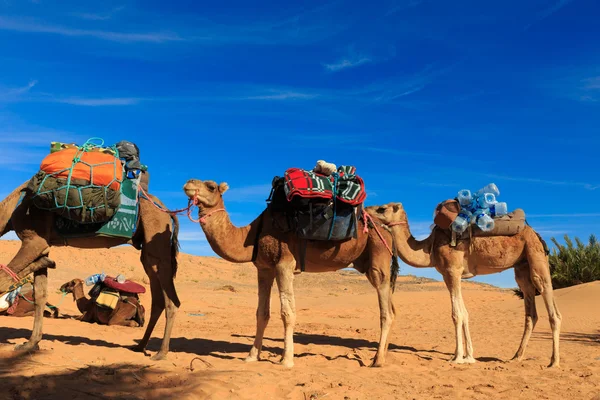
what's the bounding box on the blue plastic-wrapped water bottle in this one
[85,272,106,286]
[490,202,508,217]
[476,183,500,197]
[478,193,497,208]
[474,211,495,232]
[451,210,472,234]
[457,189,472,207]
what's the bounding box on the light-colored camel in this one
[183,179,398,368]
[60,278,145,327]
[0,181,179,360]
[365,202,561,367]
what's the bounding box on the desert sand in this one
[0,240,598,399]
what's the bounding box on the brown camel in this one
[59,278,144,327]
[0,181,180,360]
[0,285,59,318]
[365,202,561,367]
[183,179,398,368]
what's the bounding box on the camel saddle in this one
[102,276,146,294]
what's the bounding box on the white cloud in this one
[324,56,372,72]
[54,97,141,106]
[0,16,183,43]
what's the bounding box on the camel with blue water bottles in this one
[365,199,562,368]
[0,138,181,361]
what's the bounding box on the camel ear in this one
[218,182,229,194]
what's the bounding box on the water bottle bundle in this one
[451,183,509,234]
[84,272,126,286]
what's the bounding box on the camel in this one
[0,285,59,318]
[365,202,561,367]
[60,278,144,327]
[0,181,180,360]
[183,179,398,368]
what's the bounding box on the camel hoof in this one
[547,361,560,369]
[14,343,40,353]
[370,360,384,368]
[244,355,259,363]
[130,344,146,354]
[151,352,168,361]
[462,356,476,364]
[449,357,468,364]
[279,359,294,368]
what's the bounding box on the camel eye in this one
[207,184,216,192]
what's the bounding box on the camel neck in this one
[390,220,433,268]
[199,206,259,263]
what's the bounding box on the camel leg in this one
[15,268,48,352]
[153,264,179,361]
[133,261,165,355]
[245,267,275,362]
[366,268,394,367]
[442,269,473,363]
[512,262,538,362]
[275,262,296,368]
[526,237,561,368]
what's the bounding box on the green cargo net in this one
[33,138,123,223]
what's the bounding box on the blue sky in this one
[1,0,599,288]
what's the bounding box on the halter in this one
[199,208,226,224]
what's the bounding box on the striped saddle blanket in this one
[283,166,366,206]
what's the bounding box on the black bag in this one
[294,201,357,241]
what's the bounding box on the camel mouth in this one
[183,183,199,199]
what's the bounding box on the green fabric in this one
[96,175,140,238]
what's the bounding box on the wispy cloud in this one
[0,16,183,43]
[178,230,207,242]
[240,91,319,101]
[527,213,600,218]
[386,0,424,16]
[482,173,600,190]
[324,56,372,72]
[525,0,574,30]
[69,6,125,21]
[0,80,38,101]
[54,97,142,106]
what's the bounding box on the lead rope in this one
[361,211,395,256]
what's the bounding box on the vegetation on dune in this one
[513,234,600,298]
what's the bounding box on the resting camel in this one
[0,181,180,360]
[0,285,59,318]
[60,278,145,327]
[366,202,561,367]
[183,179,397,368]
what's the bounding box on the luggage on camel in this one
[26,138,148,240]
[432,183,526,240]
[86,273,146,327]
[268,160,367,242]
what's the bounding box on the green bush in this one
[513,234,600,297]
[549,234,600,289]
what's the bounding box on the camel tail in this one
[390,243,400,293]
[170,214,180,279]
[0,181,29,237]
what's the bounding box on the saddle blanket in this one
[283,165,366,206]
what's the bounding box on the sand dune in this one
[1,240,598,399]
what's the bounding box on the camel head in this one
[366,202,407,226]
[183,179,229,208]
[59,278,84,294]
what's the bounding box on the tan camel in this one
[365,202,561,367]
[60,278,145,327]
[183,179,398,368]
[0,181,180,360]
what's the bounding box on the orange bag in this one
[40,148,122,191]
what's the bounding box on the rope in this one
[362,211,394,256]
[199,208,226,224]
[0,264,19,282]
[326,173,339,241]
[138,185,200,223]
